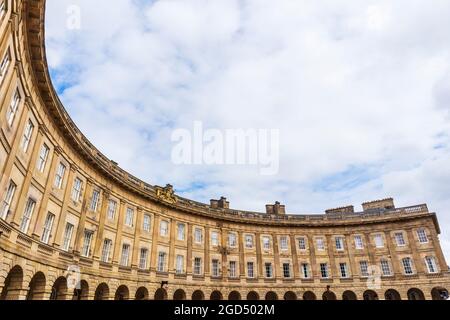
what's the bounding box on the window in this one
[262,236,270,250]
[20,120,34,153]
[245,235,253,248]
[0,0,6,18]
[354,235,364,249]
[62,223,74,251]
[335,237,344,250]
[301,263,310,279]
[20,198,36,233]
[1,180,16,220]
[359,261,369,277]
[159,220,168,236]
[247,262,254,278]
[139,248,148,269]
[143,214,151,232]
[0,49,10,78]
[194,257,202,275]
[228,233,237,247]
[425,256,438,274]
[316,238,325,250]
[120,244,130,266]
[107,199,116,220]
[417,228,428,243]
[124,207,134,227]
[157,252,166,272]
[194,228,203,243]
[101,239,112,263]
[282,263,291,278]
[374,234,384,248]
[339,263,348,278]
[320,263,329,278]
[90,190,100,212]
[298,237,306,250]
[6,89,20,126]
[380,259,391,276]
[53,162,66,189]
[36,144,49,172]
[81,230,93,257]
[211,231,219,246]
[177,223,185,240]
[402,257,414,275]
[264,263,273,278]
[71,178,83,202]
[394,232,406,246]
[212,259,220,277]
[280,236,288,251]
[229,261,237,278]
[176,255,184,274]
[40,212,55,244]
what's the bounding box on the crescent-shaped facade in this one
[0,0,449,300]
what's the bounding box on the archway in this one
[173,289,186,300]
[342,290,357,300]
[431,287,448,300]
[407,288,425,300]
[72,280,89,300]
[228,291,241,300]
[264,291,278,300]
[94,283,110,300]
[50,277,68,300]
[247,291,259,300]
[303,291,317,300]
[1,266,24,300]
[284,291,297,300]
[135,287,149,300]
[26,272,46,300]
[385,289,401,300]
[154,288,168,300]
[322,290,336,300]
[363,290,378,300]
[115,285,129,300]
[210,290,223,300]
[192,290,205,300]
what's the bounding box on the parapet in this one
[266,201,286,215]
[362,198,395,211]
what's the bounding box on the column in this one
[255,232,263,278]
[272,234,280,278]
[221,228,228,280]
[204,225,210,275]
[186,222,193,274]
[167,217,176,273]
[290,234,299,279]
[149,213,159,272]
[238,231,245,278]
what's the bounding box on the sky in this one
[45,0,450,262]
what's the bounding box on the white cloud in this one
[46,0,450,261]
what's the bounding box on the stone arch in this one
[385,289,401,300]
[173,289,186,300]
[322,290,336,300]
[265,291,278,300]
[94,283,110,300]
[50,276,68,300]
[431,287,448,300]
[363,290,379,300]
[210,290,223,300]
[284,291,297,300]
[26,272,46,300]
[115,285,130,300]
[154,288,168,300]
[192,290,205,300]
[247,291,259,300]
[342,290,357,300]
[228,291,241,300]
[1,265,24,300]
[135,287,149,300]
[303,291,317,300]
[407,288,425,300]
[72,279,89,300]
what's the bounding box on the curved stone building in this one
[0,0,449,300]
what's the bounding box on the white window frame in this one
[247,261,254,278]
[335,237,344,251]
[298,237,306,250]
[380,259,392,276]
[301,263,310,279]
[245,235,254,248]
[62,222,74,251]
[157,252,166,272]
[71,178,83,202]
[143,214,151,232]
[40,212,55,244]
[374,234,384,248]
[211,231,219,246]
[339,262,348,278]
[417,228,428,243]
[1,180,16,220]
[359,261,369,277]
[107,199,117,220]
[402,257,414,275]
[36,143,49,173]
[354,235,364,249]
[211,259,220,277]
[20,198,36,233]
[175,255,184,274]
[320,263,329,278]
[228,233,237,247]
[194,227,203,244]
[20,120,34,153]
[177,223,185,241]
[101,238,112,263]
[124,207,134,227]
[159,220,168,236]
[81,230,93,257]
[193,257,202,275]
[425,256,438,274]
[280,236,288,251]
[282,262,291,278]
[229,261,237,278]
[316,238,325,251]
[264,262,273,278]
[262,236,271,250]
[120,244,130,267]
[139,248,148,269]
[89,189,100,212]
[6,89,20,127]
[394,232,406,247]
[0,48,11,79]
[54,162,66,189]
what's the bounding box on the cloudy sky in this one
[45,0,450,261]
